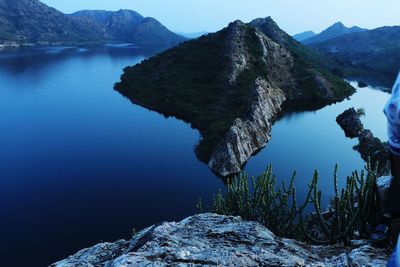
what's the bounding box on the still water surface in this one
[0,46,390,266]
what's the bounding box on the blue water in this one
[245,82,390,203]
[0,46,391,266]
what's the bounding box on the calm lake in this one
[0,46,391,266]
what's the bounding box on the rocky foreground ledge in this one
[52,213,389,266]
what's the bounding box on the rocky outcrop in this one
[355,130,390,174]
[336,108,364,138]
[208,26,294,176]
[209,78,286,176]
[52,213,389,266]
[336,108,390,175]
[313,75,335,99]
[225,20,249,85]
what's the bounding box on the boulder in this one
[336,108,364,138]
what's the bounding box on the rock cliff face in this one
[52,213,389,266]
[209,78,286,176]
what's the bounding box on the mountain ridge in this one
[0,0,185,46]
[302,21,366,44]
[293,31,316,42]
[310,25,400,86]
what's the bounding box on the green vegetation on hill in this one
[250,18,354,101]
[117,24,270,161]
[116,18,355,163]
[310,26,400,86]
[0,0,185,46]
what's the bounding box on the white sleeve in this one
[384,71,400,124]
[397,235,400,266]
[385,71,400,149]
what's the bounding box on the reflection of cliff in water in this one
[0,44,167,75]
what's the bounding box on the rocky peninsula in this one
[116,17,354,176]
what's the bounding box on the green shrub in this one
[207,163,379,245]
[356,108,366,117]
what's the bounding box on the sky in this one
[41,0,400,35]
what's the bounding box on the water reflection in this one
[0,44,164,76]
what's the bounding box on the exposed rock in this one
[51,240,129,267]
[208,28,293,176]
[209,78,286,176]
[52,213,389,266]
[358,81,368,88]
[313,75,335,99]
[336,108,364,138]
[336,109,390,175]
[225,20,249,85]
[355,130,390,174]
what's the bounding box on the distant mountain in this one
[302,22,366,44]
[70,10,186,46]
[0,0,185,47]
[293,31,316,42]
[0,0,102,43]
[177,31,209,39]
[115,17,354,176]
[310,26,400,85]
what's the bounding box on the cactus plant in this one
[210,162,380,244]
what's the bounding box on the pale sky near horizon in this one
[41,0,400,35]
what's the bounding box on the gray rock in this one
[336,109,390,175]
[209,78,286,176]
[313,75,335,100]
[225,20,249,85]
[52,213,389,267]
[208,26,295,177]
[336,108,364,138]
[354,130,390,175]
